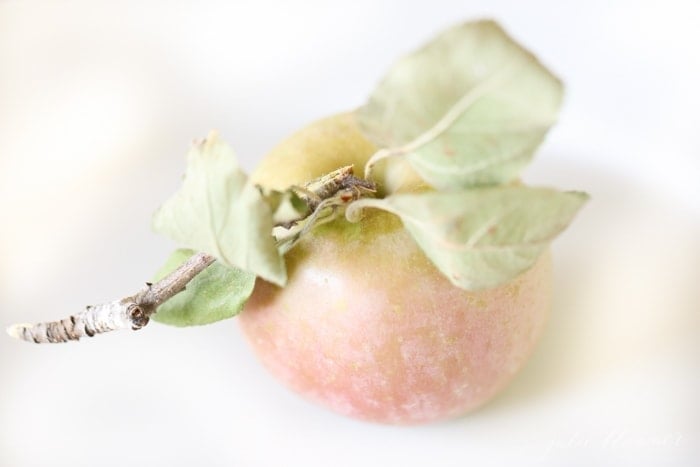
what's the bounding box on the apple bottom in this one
[239,239,551,425]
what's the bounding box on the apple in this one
[239,112,552,424]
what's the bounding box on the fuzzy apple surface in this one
[239,113,552,424]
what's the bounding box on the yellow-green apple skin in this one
[239,113,552,424]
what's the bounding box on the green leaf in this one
[259,187,310,227]
[358,20,564,190]
[152,249,256,326]
[346,186,588,290]
[152,131,286,286]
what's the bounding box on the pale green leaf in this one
[358,20,564,190]
[346,186,588,290]
[152,131,286,286]
[152,249,256,326]
[259,187,310,226]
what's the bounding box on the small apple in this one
[239,113,552,424]
[6,21,578,427]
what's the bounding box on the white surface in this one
[1,1,698,466]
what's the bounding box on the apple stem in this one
[272,166,376,253]
[289,165,375,212]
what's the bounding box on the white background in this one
[1,1,698,466]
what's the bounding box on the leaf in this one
[358,20,564,190]
[152,249,256,326]
[259,187,310,227]
[346,186,588,290]
[152,131,286,286]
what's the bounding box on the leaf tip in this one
[468,17,503,31]
[191,130,222,150]
[267,268,288,288]
[205,129,220,142]
[567,190,591,204]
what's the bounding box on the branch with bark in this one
[6,166,375,344]
[7,253,215,343]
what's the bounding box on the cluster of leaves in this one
[151,20,587,326]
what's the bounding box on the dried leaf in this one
[358,20,563,189]
[259,187,310,226]
[152,131,286,285]
[346,186,588,290]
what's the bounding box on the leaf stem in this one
[363,63,521,182]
